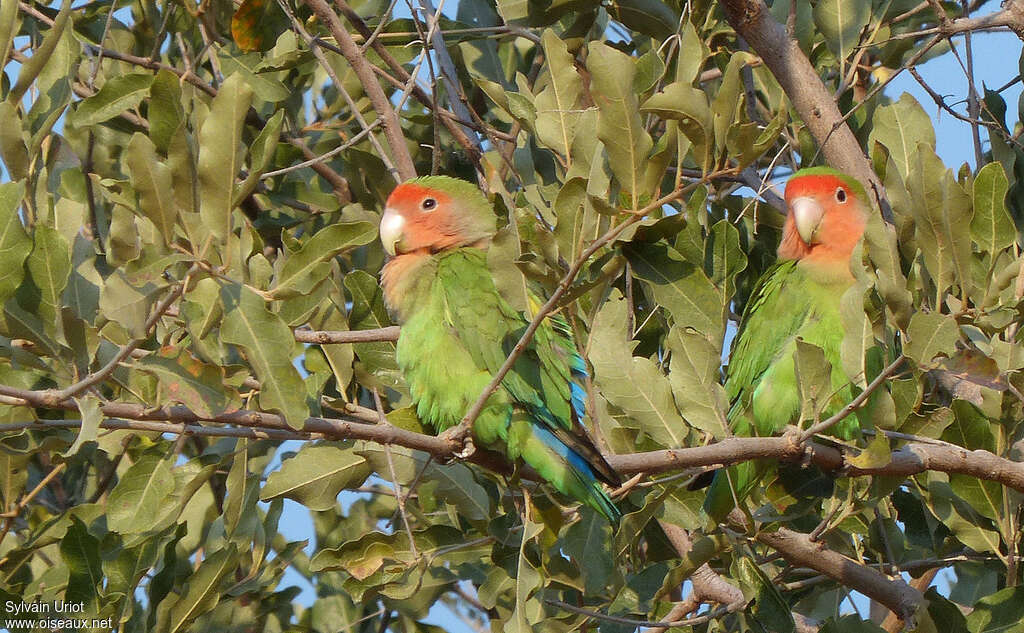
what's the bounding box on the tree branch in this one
[293,326,401,344]
[334,0,485,162]
[7,386,1024,499]
[745,519,923,625]
[300,0,416,180]
[800,354,905,440]
[718,0,891,218]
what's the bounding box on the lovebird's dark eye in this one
[421,198,437,211]
[835,188,847,203]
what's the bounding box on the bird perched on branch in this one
[703,167,870,522]
[378,176,621,522]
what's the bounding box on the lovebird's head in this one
[379,176,497,256]
[779,166,868,263]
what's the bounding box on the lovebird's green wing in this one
[415,249,620,521]
[704,260,852,521]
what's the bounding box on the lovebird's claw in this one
[439,426,475,461]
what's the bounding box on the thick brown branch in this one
[750,522,923,625]
[8,386,1024,499]
[293,326,400,344]
[940,0,1024,39]
[655,520,745,618]
[334,0,484,161]
[606,434,1024,494]
[301,0,416,180]
[719,0,890,216]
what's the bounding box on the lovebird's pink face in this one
[779,172,866,262]
[379,183,462,256]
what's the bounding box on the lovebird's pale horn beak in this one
[790,197,824,245]
[379,208,405,256]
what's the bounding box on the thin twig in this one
[300,0,417,180]
[799,354,906,441]
[48,280,187,404]
[374,388,418,558]
[545,599,739,628]
[283,0,404,180]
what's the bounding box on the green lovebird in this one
[378,176,622,522]
[704,167,869,522]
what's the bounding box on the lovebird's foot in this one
[439,425,476,460]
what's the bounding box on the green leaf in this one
[905,311,959,366]
[706,219,747,298]
[847,430,891,468]
[666,327,728,437]
[712,53,748,156]
[155,544,239,633]
[510,517,544,632]
[0,181,30,303]
[107,454,176,533]
[98,269,161,338]
[534,29,584,162]
[591,292,688,447]
[24,223,72,336]
[8,0,72,104]
[562,510,613,595]
[840,281,873,387]
[60,515,102,612]
[0,0,18,70]
[223,440,260,541]
[103,535,162,601]
[966,586,1024,633]
[971,161,1014,255]
[148,70,184,154]
[64,394,102,457]
[271,222,377,298]
[737,558,795,633]
[345,270,403,391]
[793,339,833,423]
[867,93,935,182]
[923,588,970,633]
[74,73,155,127]
[587,42,653,209]
[231,0,289,52]
[261,444,371,511]
[624,241,723,341]
[607,0,678,40]
[235,110,284,207]
[137,351,237,418]
[0,449,28,511]
[923,481,1000,554]
[355,443,492,521]
[311,525,462,576]
[220,284,308,428]
[813,0,870,63]
[126,133,177,246]
[0,102,28,181]
[198,73,253,243]
[907,144,973,299]
[553,178,597,264]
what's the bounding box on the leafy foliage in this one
[0,0,1022,632]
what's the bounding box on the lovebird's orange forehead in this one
[785,174,851,200]
[387,182,453,209]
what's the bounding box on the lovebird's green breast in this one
[724,259,855,438]
[390,249,507,436]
